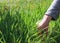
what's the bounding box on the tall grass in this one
[0,0,60,43]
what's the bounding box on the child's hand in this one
[36,15,52,35]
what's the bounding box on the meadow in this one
[0,0,60,43]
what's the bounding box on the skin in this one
[36,14,52,36]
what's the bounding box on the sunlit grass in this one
[0,0,60,43]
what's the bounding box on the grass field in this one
[0,0,60,43]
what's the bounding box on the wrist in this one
[43,14,52,23]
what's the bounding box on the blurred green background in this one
[0,0,60,43]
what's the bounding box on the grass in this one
[0,0,60,43]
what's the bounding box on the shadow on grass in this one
[0,8,28,43]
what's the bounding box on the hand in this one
[36,15,52,35]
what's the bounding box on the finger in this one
[37,26,48,36]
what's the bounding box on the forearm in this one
[42,14,52,24]
[45,0,60,20]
